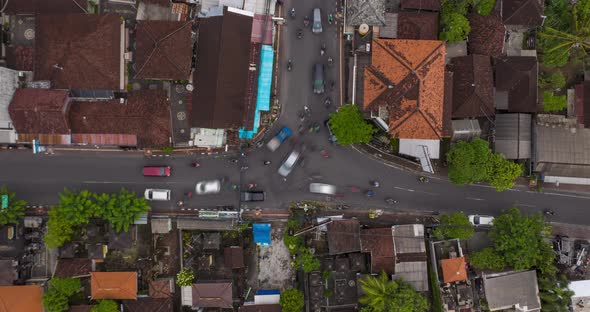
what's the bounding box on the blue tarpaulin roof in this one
[256,289,280,295]
[239,45,274,139]
[253,223,271,246]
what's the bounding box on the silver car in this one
[312,8,322,33]
[195,180,221,195]
[278,150,300,177]
[309,183,337,195]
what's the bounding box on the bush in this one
[92,300,119,312]
[176,268,195,287]
[547,72,566,90]
[280,288,304,312]
[543,91,567,112]
[474,0,496,15]
[43,278,82,312]
[439,13,471,42]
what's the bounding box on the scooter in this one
[191,162,200,168]
[304,16,310,27]
[328,14,333,25]
[263,160,272,165]
[385,198,397,205]
[320,43,326,56]
[287,59,292,71]
[544,209,555,216]
[290,7,295,18]
[418,176,430,183]
[328,57,333,67]
[296,29,303,39]
[324,97,332,107]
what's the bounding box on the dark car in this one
[313,63,325,94]
[240,191,265,202]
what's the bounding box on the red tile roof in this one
[468,12,505,57]
[91,272,137,300]
[441,257,467,283]
[34,14,122,90]
[134,20,192,80]
[69,90,171,147]
[397,11,439,40]
[149,278,174,298]
[8,89,70,134]
[495,56,538,113]
[360,228,395,274]
[4,0,88,14]
[192,282,233,308]
[363,39,446,139]
[327,220,361,255]
[54,258,92,278]
[401,0,441,11]
[450,55,495,118]
[0,285,42,312]
[5,46,34,71]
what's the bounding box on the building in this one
[396,12,439,40]
[467,12,505,57]
[401,0,441,11]
[327,219,361,255]
[483,270,541,312]
[501,0,544,27]
[190,282,233,308]
[0,285,43,311]
[345,0,387,26]
[495,57,538,113]
[440,256,467,284]
[91,272,138,300]
[570,280,590,312]
[494,113,532,159]
[392,224,428,291]
[450,55,495,119]
[360,227,395,274]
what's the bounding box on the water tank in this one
[358,24,369,36]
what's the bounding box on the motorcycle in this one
[290,7,295,18]
[418,176,430,183]
[366,190,376,197]
[544,209,555,216]
[191,162,200,168]
[328,57,333,67]
[324,97,332,107]
[330,80,335,91]
[308,122,320,133]
[263,160,272,165]
[328,14,333,25]
[370,180,380,188]
[320,43,326,56]
[287,59,292,71]
[320,150,330,158]
[304,16,310,27]
[385,198,397,205]
[296,29,303,39]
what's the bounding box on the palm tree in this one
[359,272,429,312]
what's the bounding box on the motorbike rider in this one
[263,160,271,165]
[287,59,292,71]
[290,7,295,18]
[321,43,326,56]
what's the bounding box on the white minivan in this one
[144,189,171,201]
[278,150,301,177]
[312,8,322,33]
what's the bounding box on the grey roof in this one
[151,218,172,234]
[393,224,425,254]
[494,113,531,159]
[346,0,386,26]
[483,270,541,312]
[0,68,21,127]
[0,260,17,286]
[535,124,590,166]
[177,219,235,231]
[379,13,398,39]
[392,261,428,291]
[202,233,221,250]
[452,119,481,142]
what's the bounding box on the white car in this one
[309,183,337,195]
[195,180,221,195]
[468,215,494,226]
[144,189,171,201]
[278,150,300,177]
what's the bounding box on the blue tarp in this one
[253,223,271,246]
[239,45,274,139]
[256,289,280,295]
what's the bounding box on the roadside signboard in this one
[1,194,7,209]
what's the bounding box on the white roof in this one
[571,280,590,298]
[399,139,440,159]
[0,67,22,124]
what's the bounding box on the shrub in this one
[543,91,567,112]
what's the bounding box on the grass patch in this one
[543,91,567,112]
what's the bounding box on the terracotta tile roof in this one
[441,257,467,283]
[134,20,192,80]
[123,297,173,312]
[450,55,495,118]
[54,258,92,278]
[495,56,538,113]
[91,272,137,300]
[69,90,171,147]
[360,228,395,274]
[363,39,446,139]
[5,46,34,71]
[192,282,233,308]
[149,278,174,298]
[502,0,544,26]
[4,0,88,14]
[34,14,122,90]
[327,219,361,255]
[401,0,441,11]
[192,8,253,129]
[397,11,439,40]
[468,12,505,57]
[0,285,42,312]
[8,89,70,134]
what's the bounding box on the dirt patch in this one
[257,224,294,290]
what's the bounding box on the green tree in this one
[295,248,321,273]
[176,268,195,287]
[0,186,26,226]
[283,232,303,254]
[434,212,474,240]
[91,300,119,312]
[359,272,429,312]
[470,247,506,271]
[447,138,492,185]
[95,188,150,233]
[42,278,81,312]
[280,288,304,312]
[50,278,81,297]
[486,153,523,191]
[543,91,567,112]
[44,189,96,248]
[439,13,471,42]
[473,0,496,16]
[547,72,567,89]
[538,274,574,312]
[328,104,377,145]
[43,289,69,312]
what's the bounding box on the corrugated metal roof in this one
[494,113,531,159]
[393,224,425,254]
[392,261,428,291]
[535,124,590,166]
[483,270,540,311]
[17,133,71,145]
[71,133,137,146]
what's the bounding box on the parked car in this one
[324,119,338,144]
[313,63,325,94]
[278,150,301,177]
[267,126,292,152]
[240,191,265,202]
[468,215,494,226]
[144,189,171,201]
[195,180,222,195]
[143,166,171,177]
[309,183,337,195]
[312,8,322,33]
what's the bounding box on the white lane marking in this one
[393,186,439,196]
[394,186,415,192]
[466,197,485,201]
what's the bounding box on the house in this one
[191,282,233,308]
[327,219,361,255]
[0,285,42,312]
[122,297,174,312]
[501,0,544,27]
[397,12,439,40]
[225,246,245,269]
[239,304,282,312]
[133,20,193,80]
[494,113,531,159]
[69,305,93,312]
[401,0,441,11]
[570,280,590,312]
[360,227,395,274]
[34,14,128,92]
[345,0,386,26]
[392,224,428,291]
[575,81,590,127]
[53,258,92,278]
[450,55,495,118]
[468,12,506,57]
[0,260,17,286]
[495,56,538,113]
[192,7,253,129]
[149,278,175,298]
[151,218,172,234]
[3,0,88,15]
[483,270,541,312]
[440,256,467,283]
[91,272,138,300]
[0,67,24,144]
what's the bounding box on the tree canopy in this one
[280,288,304,312]
[359,272,428,312]
[439,0,471,42]
[486,153,523,192]
[91,300,119,312]
[0,186,26,226]
[434,212,474,240]
[42,278,82,312]
[328,104,377,145]
[538,274,574,312]
[470,247,506,271]
[473,0,496,15]
[176,268,195,287]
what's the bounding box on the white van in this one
[278,150,301,177]
[144,189,171,201]
[309,183,337,195]
[312,8,322,33]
